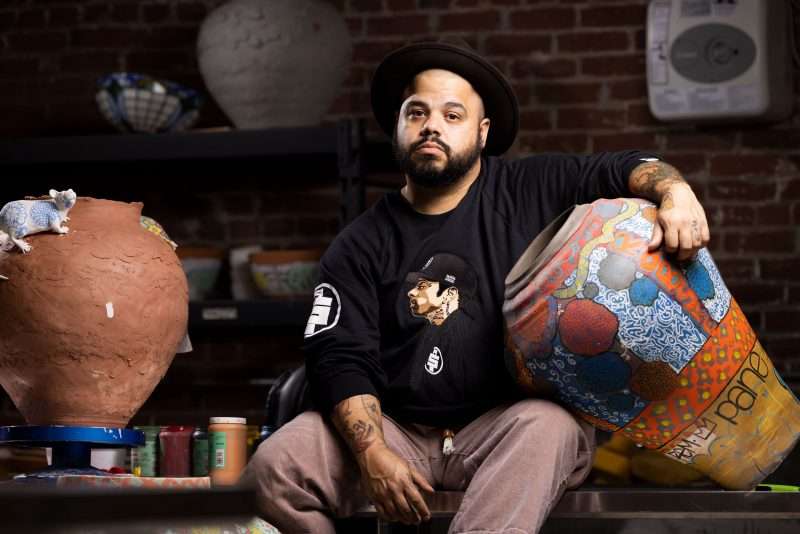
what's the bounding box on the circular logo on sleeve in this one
[304,283,341,338]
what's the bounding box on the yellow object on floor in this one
[592,434,635,483]
[593,445,631,483]
[631,448,706,486]
[592,433,707,487]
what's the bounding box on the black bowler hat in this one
[406,253,478,298]
[370,38,519,156]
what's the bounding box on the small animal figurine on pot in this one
[0,189,77,254]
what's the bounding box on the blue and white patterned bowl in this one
[96,72,202,134]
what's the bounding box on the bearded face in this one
[393,129,483,188]
[393,69,489,189]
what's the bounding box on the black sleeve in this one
[511,150,661,216]
[302,231,386,415]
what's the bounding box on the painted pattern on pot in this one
[504,197,800,490]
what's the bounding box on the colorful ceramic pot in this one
[0,198,189,427]
[96,72,202,134]
[504,197,800,490]
[249,249,322,299]
[197,0,352,128]
[176,246,225,301]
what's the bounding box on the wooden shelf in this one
[0,118,370,223]
[1,121,366,332]
[0,125,341,165]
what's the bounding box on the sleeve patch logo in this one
[304,283,341,338]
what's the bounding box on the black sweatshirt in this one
[303,151,659,427]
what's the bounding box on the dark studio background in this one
[0,0,798,441]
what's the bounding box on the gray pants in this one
[240,398,596,534]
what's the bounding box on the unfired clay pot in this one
[504,197,800,490]
[0,198,188,428]
[196,0,352,128]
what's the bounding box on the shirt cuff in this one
[619,152,662,197]
[311,370,379,415]
[623,152,662,180]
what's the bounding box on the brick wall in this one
[1,0,799,426]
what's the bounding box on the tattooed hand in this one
[331,394,433,525]
[628,160,710,262]
[357,441,434,525]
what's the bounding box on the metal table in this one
[350,489,800,534]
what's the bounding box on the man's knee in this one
[505,398,584,446]
[249,411,331,476]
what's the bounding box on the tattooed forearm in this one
[362,396,382,424]
[332,394,385,455]
[350,419,375,452]
[628,161,687,202]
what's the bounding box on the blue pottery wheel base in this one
[0,425,144,481]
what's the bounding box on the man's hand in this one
[331,394,433,525]
[647,182,709,261]
[356,442,434,525]
[629,160,710,261]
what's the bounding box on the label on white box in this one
[202,307,238,321]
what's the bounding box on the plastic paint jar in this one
[158,425,194,477]
[208,417,247,486]
[246,424,261,459]
[192,428,209,477]
[131,426,159,477]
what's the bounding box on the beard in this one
[393,130,483,188]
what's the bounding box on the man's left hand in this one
[647,182,710,262]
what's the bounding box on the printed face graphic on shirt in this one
[405,253,477,327]
[407,278,460,326]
